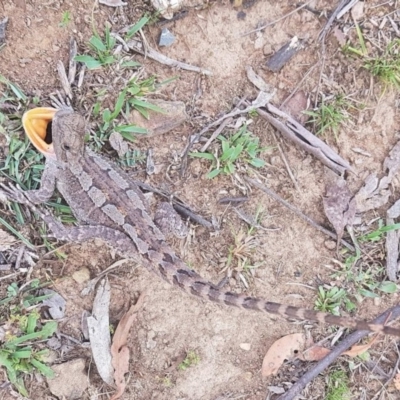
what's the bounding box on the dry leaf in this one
[299,345,331,361]
[88,278,113,385]
[323,175,356,245]
[99,0,127,6]
[343,335,378,357]
[356,141,400,212]
[261,333,306,377]
[109,131,128,157]
[351,2,364,21]
[355,173,391,212]
[394,373,400,390]
[245,65,276,94]
[384,141,400,180]
[110,292,146,400]
[332,26,346,46]
[0,229,17,251]
[281,90,308,124]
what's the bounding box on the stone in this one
[47,358,88,399]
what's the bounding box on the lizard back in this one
[48,109,400,337]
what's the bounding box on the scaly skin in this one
[1,108,399,337]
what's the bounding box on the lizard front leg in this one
[15,160,58,204]
[0,183,159,272]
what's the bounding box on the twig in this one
[0,271,23,282]
[14,245,25,270]
[241,1,314,37]
[255,104,354,175]
[173,203,213,229]
[246,177,355,251]
[318,0,352,42]
[135,181,212,229]
[126,38,212,76]
[277,305,400,400]
[200,117,232,152]
[371,343,400,400]
[273,132,300,192]
[280,63,318,107]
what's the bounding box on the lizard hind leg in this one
[154,202,189,239]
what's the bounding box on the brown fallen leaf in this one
[343,334,378,358]
[110,292,147,400]
[332,26,346,46]
[261,333,306,377]
[355,140,400,212]
[355,173,391,212]
[299,345,331,362]
[109,131,128,158]
[323,174,356,247]
[281,90,309,125]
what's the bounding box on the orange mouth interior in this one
[22,107,57,159]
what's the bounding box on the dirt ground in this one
[1,0,400,399]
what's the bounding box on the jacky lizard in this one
[1,108,399,336]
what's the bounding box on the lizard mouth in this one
[22,107,58,159]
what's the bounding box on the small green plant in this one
[75,24,117,69]
[331,253,397,302]
[75,16,151,70]
[315,286,355,315]
[178,350,200,371]
[326,370,351,400]
[125,15,150,40]
[358,221,400,242]
[117,149,146,167]
[91,76,169,147]
[162,377,173,387]
[59,11,71,28]
[190,123,269,178]
[304,95,354,139]
[0,281,57,396]
[344,27,400,89]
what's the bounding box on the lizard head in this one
[52,109,86,163]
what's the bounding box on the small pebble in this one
[240,343,251,351]
[159,28,175,47]
[324,240,336,250]
[72,267,91,284]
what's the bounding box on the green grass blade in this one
[126,16,150,39]
[89,35,107,52]
[0,216,35,249]
[129,98,166,113]
[74,55,102,69]
[30,358,54,378]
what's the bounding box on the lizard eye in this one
[62,144,71,151]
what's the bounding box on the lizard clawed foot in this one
[0,183,30,205]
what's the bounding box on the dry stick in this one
[277,305,400,400]
[127,39,212,76]
[134,181,212,229]
[272,131,300,192]
[318,0,352,42]
[241,0,314,37]
[246,178,355,251]
[280,63,318,108]
[200,117,232,152]
[371,344,400,400]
